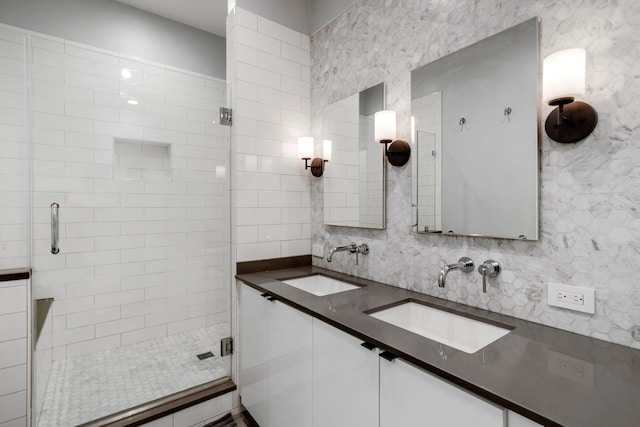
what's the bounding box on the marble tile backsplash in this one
[310,0,640,348]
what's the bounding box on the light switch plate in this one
[312,244,324,258]
[547,282,595,314]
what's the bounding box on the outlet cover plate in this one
[312,244,324,258]
[547,282,595,314]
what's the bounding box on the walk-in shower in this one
[0,22,232,425]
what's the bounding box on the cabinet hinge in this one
[221,336,233,356]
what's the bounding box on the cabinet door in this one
[268,298,313,427]
[0,280,28,426]
[380,357,504,427]
[238,284,271,426]
[312,320,379,427]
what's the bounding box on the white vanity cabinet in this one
[238,282,543,427]
[238,284,312,427]
[0,278,28,427]
[238,283,270,424]
[380,356,504,427]
[313,316,504,427]
[312,319,379,427]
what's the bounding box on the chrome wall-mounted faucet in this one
[437,257,474,287]
[327,243,355,262]
[327,243,369,265]
[478,260,501,293]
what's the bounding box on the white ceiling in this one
[115,0,228,37]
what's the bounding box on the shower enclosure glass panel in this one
[19,30,231,426]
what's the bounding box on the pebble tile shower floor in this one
[38,324,230,426]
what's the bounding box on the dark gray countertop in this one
[236,266,640,427]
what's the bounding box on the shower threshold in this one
[81,377,235,427]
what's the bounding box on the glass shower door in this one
[28,33,232,426]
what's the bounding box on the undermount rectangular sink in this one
[367,300,512,353]
[279,274,361,296]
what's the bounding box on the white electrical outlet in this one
[312,244,324,258]
[557,290,584,305]
[547,282,595,314]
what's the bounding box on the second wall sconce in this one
[298,137,331,177]
[543,48,597,143]
[374,110,411,166]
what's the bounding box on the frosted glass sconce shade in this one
[543,48,597,144]
[543,48,585,105]
[374,110,411,167]
[375,110,397,142]
[298,136,314,159]
[323,139,332,162]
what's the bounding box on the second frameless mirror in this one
[323,83,386,229]
[411,18,539,240]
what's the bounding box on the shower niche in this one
[114,139,172,181]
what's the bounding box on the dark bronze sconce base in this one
[303,157,324,177]
[309,158,324,177]
[545,101,597,143]
[385,140,411,167]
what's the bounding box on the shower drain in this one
[196,351,215,360]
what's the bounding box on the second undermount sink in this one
[367,300,512,353]
[279,274,361,296]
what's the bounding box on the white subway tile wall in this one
[0,279,28,427]
[227,8,311,262]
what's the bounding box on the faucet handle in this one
[478,260,501,293]
[354,243,369,265]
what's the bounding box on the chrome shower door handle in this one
[50,203,60,254]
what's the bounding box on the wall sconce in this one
[298,137,331,177]
[374,110,411,166]
[543,48,597,143]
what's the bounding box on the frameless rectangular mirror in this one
[411,18,540,240]
[323,83,386,229]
